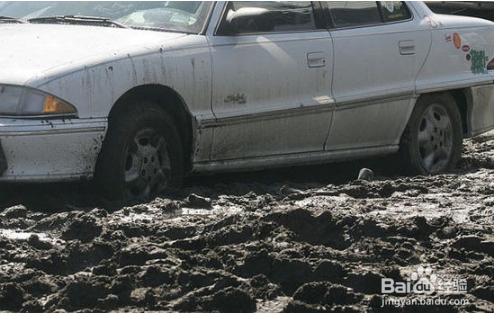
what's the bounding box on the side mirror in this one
[222,7,275,35]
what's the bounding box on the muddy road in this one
[0,132,494,312]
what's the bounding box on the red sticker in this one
[462,45,470,52]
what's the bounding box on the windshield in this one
[0,1,212,33]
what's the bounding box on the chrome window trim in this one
[325,1,414,31]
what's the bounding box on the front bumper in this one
[0,118,107,182]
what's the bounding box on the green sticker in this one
[470,49,488,74]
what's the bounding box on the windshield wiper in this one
[0,16,25,23]
[27,15,128,28]
[129,25,193,34]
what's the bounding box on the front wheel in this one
[399,93,463,175]
[95,101,184,202]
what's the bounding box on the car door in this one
[205,1,334,161]
[323,1,431,151]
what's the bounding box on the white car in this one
[0,1,493,201]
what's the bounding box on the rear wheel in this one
[95,101,184,202]
[399,93,463,175]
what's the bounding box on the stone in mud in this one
[62,215,102,242]
[357,168,374,181]
[0,283,25,311]
[185,194,212,209]
[209,287,256,312]
[2,205,28,219]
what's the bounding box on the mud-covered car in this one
[0,1,494,201]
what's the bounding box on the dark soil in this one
[0,132,493,312]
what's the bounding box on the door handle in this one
[399,40,415,55]
[307,52,327,68]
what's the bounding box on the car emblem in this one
[462,45,471,52]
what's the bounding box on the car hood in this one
[0,24,187,86]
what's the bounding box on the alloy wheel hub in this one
[417,104,453,173]
[124,129,171,200]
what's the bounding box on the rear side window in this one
[220,1,316,34]
[326,1,382,28]
[379,1,411,22]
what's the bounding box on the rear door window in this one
[326,1,382,28]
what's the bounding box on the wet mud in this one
[0,132,493,312]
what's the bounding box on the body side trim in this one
[201,92,416,129]
[335,92,415,109]
[200,103,333,128]
[416,78,494,94]
[193,145,399,173]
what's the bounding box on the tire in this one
[399,93,463,175]
[95,101,184,202]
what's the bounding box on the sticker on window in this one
[383,1,395,13]
[380,1,410,22]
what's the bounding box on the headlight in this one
[0,85,77,117]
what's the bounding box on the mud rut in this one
[0,132,493,312]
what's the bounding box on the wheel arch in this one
[107,84,195,171]
[413,88,471,137]
[448,88,471,138]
